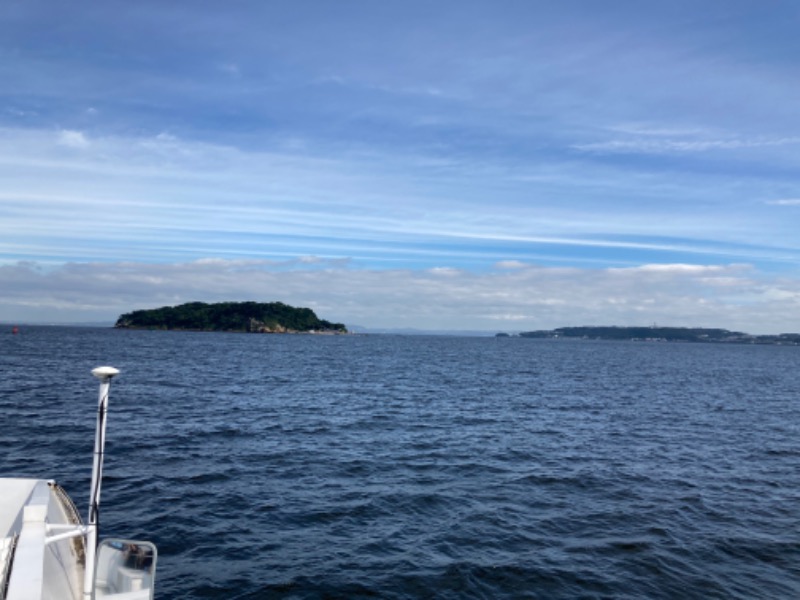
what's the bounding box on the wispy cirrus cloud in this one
[765,199,800,206]
[573,133,800,154]
[2,125,799,272]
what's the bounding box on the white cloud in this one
[1,259,798,334]
[622,264,735,274]
[427,267,461,276]
[573,136,800,154]
[57,129,90,149]
[495,260,527,269]
[765,199,800,206]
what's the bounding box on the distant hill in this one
[115,301,347,333]
[518,326,800,345]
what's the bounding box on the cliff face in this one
[247,318,290,333]
[115,301,348,333]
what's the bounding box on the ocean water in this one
[2,326,799,599]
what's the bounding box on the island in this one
[516,326,800,345]
[114,301,348,334]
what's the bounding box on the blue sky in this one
[2,0,800,332]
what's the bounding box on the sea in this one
[2,326,799,599]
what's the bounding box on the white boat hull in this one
[1,478,85,600]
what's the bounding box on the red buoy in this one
[11,326,19,334]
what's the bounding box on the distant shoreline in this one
[506,326,800,346]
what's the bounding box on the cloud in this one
[573,135,800,155]
[2,125,800,274]
[427,267,461,276]
[619,264,735,274]
[607,124,711,137]
[765,199,800,206]
[57,129,90,149]
[495,260,527,269]
[1,259,799,334]
[215,62,242,78]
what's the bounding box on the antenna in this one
[83,366,120,599]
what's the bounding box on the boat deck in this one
[0,478,85,600]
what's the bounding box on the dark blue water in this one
[2,327,799,599]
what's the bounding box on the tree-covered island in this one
[114,301,348,333]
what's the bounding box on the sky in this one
[1,0,800,333]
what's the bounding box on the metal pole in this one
[83,366,119,600]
